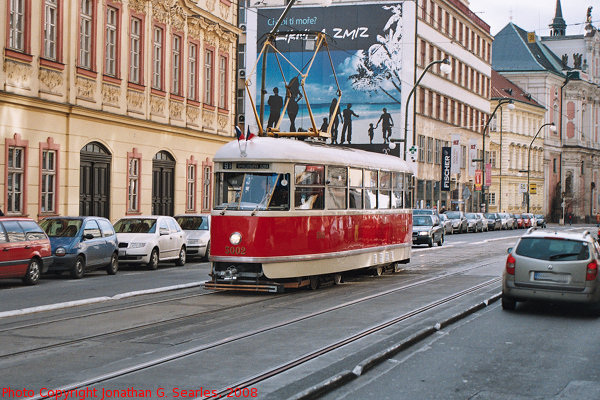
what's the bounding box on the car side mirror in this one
[159,228,170,236]
[507,247,513,254]
[83,233,94,240]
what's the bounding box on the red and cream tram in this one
[204,136,413,292]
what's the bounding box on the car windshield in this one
[413,209,433,215]
[515,237,590,261]
[465,213,477,219]
[113,218,157,233]
[439,214,447,221]
[175,216,209,230]
[214,172,290,211]
[39,219,82,237]
[535,215,544,218]
[445,211,460,219]
[484,213,496,218]
[413,216,432,226]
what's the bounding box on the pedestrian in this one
[0,207,3,216]
[368,123,375,144]
[596,211,600,227]
[340,103,359,144]
[267,87,283,129]
[568,212,573,225]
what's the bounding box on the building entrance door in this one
[152,151,175,216]
[80,142,111,218]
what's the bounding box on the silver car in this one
[502,229,600,310]
[175,214,210,260]
[439,214,453,235]
[465,213,483,232]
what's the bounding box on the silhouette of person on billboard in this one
[267,87,283,129]
[340,104,359,144]
[375,108,394,144]
[329,98,343,144]
[286,77,302,132]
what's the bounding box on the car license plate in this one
[534,271,569,283]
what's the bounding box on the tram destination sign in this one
[441,147,451,191]
[223,162,271,170]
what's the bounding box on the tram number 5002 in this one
[225,246,246,255]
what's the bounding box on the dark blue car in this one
[39,217,119,279]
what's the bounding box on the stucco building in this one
[1,0,239,220]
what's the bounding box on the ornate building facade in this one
[1,0,239,219]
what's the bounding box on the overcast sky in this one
[467,0,596,36]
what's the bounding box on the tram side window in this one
[378,171,391,209]
[349,168,363,209]
[392,172,404,208]
[326,166,347,210]
[295,165,324,210]
[404,174,413,208]
[364,170,378,209]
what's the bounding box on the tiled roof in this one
[492,23,566,77]
[490,70,545,109]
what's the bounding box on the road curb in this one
[289,292,502,399]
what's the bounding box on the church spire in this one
[549,0,566,36]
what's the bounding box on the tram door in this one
[80,143,111,218]
[152,151,175,216]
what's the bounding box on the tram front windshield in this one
[214,172,290,211]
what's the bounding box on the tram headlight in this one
[229,232,242,245]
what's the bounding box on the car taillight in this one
[586,260,598,281]
[506,254,516,275]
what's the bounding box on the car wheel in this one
[70,256,85,279]
[147,249,159,270]
[175,246,186,266]
[106,252,118,275]
[23,258,41,285]
[501,296,516,310]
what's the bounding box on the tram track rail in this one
[20,262,501,400]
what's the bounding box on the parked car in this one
[412,215,444,247]
[513,213,524,229]
[483,212,502,231]
[0,217,52,285]
[114,216,186,269]
[522,213,536,228]
[502,229,600,310]
[413,209,440,225]
[438,213,453,235]
[444,211,467,233]
[535,214,547,228]
[498,213,515,230]
[465,213,483,233]
[39,217,119,279]
[476,213,489,232]
[175,214,210,260]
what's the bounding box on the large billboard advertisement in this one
[249,1,415,145]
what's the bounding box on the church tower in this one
[549,0,566,36]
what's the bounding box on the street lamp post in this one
[522,122,556,213]
[480,99,515,212]
[403,58,451,160]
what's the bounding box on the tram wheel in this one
[373,266,384,276]
[309,276,320,290]
[333,274,342,285]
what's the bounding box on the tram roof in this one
[214,137,412,173]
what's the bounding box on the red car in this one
[0,217,52,285]
[521,213,532,228]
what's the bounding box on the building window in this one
[204,49,214,105]
[434,139,442,165]
[41,150,56,213]
[127,149,141,213]
[8,0,26,51]
[461,145,467,169]
[172,35,181,95]
[105,6,118,76]
[7,147,25,214]
[129,17,141,84]
[490,151,497,168]
[219,55,227,109]
[152,26,163,90]
[43,0,58,60]
[553,158,557,173]
[418,135,426,162]
[202,164,212,211]
[489,192,496,206]
[187,162,196,211]
[79,0,93,68]
[188,43,198,100]
[427,137,434,163]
